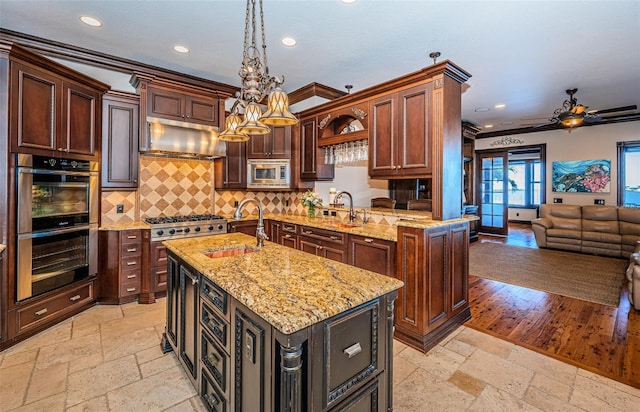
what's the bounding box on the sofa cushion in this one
[540,204,582,230]
[547,228,582,240]
[582,231,621,243]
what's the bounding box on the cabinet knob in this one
[192,277,199,286]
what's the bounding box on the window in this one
[618,141,640,207]
[508,160,541,207]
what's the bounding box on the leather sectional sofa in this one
[532,204,640,258]
[627,241,640,310]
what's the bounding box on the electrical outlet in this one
[594,199,605,205]
[331,210,337,217]
[285,199,289,207]
[553,198,563,204]
[234,201,239,207]
[323,210,329,216]
[116,204,124,213]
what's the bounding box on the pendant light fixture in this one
[220,0,298,142]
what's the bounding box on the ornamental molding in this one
[433,77,444,89]
[318,114,331,129]
[490,136,525,147]
[351,107,367,120]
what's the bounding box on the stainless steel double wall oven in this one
[16,154,98,301]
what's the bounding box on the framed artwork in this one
[552,159,611,193]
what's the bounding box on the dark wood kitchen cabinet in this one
[298,225,348,263]
[247,126,291,159]
[394,222,470,353]
[138,239,167,305]
[101,91,140,189]
[214,140,247,189]
[299,117,334,181]
[369,83,433,178]
[348,235,396,278]
[228,220,258,236]
[8,45,109,160]
[98,229,143,304]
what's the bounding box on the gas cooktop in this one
[144,214,227,241]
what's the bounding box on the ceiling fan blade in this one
[590,105,638,115]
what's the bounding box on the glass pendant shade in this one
[237,102,271,135]
[219,113,250,141]
[558,112,583,127]
[260,87,298,126]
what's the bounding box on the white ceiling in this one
[1,0,639,133]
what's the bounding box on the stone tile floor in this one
[1,300,639,411]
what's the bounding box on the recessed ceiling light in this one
[281,37,297,47]
[79,16,102,27]
[475,107,490,112]
[173,45,190,54]
[495,103,506,109]
[484,124,494,128]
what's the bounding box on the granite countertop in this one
[99,221,150,231]
[163,233,403,335]
[0,244,5,254]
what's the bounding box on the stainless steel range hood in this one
[145,116,226,158]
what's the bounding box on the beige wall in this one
[475,121,640,206]
[314,161,389,208]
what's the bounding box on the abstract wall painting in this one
[552,159,611,193]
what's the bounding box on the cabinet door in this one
[369,93,396,177]
[166,254,180,349]
[214,141,246,189]
[348,235,396,277]
[147,87,186,121]
[102,94,139,188]
[10,61,61,154]
[62,81,99,157]
[185,95,219,126]
[321,244,348,263]
[449,223,469,315]
[425,226,448,331]
[299,238,320,256]
[179,264,199,382]
[248,126,292,159]
[397,83,432,175]
[300,118,334,181]
[267,220,280,244]
[247,133,270,158]
[228,220,258,236]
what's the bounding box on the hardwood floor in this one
[466,223,640,389]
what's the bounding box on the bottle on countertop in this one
[329,187,336,205]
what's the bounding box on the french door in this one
[477,150,508,235]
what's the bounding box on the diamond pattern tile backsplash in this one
[101,191,138,225]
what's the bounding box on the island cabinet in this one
[163,243,398,412]
[8,44,109,160]
[394,221,471,352]
[348,235,396,278]
[298,225,348,263]
[247,126,291,159]
[369,83,433,178]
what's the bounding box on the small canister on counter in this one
[329,187,336,205]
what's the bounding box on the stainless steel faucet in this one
[360,208,369,224]
[335,191,357,223]
[234,198,268,247]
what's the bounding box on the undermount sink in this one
[203,245,256,259]
[329,222,360,229]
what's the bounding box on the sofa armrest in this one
[532,217,553,229]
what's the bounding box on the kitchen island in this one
[162,232,403,411]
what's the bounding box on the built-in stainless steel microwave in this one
[247,159,290,189]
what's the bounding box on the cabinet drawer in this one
[201,329,231,395]
[150,241,167,267]
[120,269,141,284]
[281,222,298,234]
[300,225,345,245]
[331,375,384,412]
[121,229,141,243]
[119,283,140,297]
[200,368,228,412]
[201,277,228,319]
[151,266,168,292]
[16,282,93,333]
[201,301,230,353]
[120,255,141,271]
[120,242,141,258]
[322,298,381,408]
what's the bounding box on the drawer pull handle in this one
[126,287,137,292]
[344,342,362,359]
[127,235,137,239]
[330,236,339,240]
[35,308,48,316]
[303,230,312,234]
[364,238,374,243]
[192,277,198,286]
[207,353,221,366]
[126,261,137,266]
[69,294,81,302]
[127,274,137,279]
[284,234,291,238]
[126,248,137,252]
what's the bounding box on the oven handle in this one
[18,167,96,177]
[17,225,93,239]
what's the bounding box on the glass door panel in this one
[478,151,508,235]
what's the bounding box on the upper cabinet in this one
[369,83,433,178]
[101,92,140,189]
[214,141,247,189]
[247,126,291,159]
[8,45,109,160]
[299,117,334,181]
[130,73,231,152]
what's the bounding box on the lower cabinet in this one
[394,222,471,352]
[348,235,396,277]
[228,220,258,236]
[164,252,395,411]
[298,225,348,263]
[98,229,143,304]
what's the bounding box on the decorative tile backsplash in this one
[138,155,214,219]
[214,190,306,216]
[101,191,138,225]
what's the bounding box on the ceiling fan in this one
[535,88,637,128]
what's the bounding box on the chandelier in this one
[219,0,298,142]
